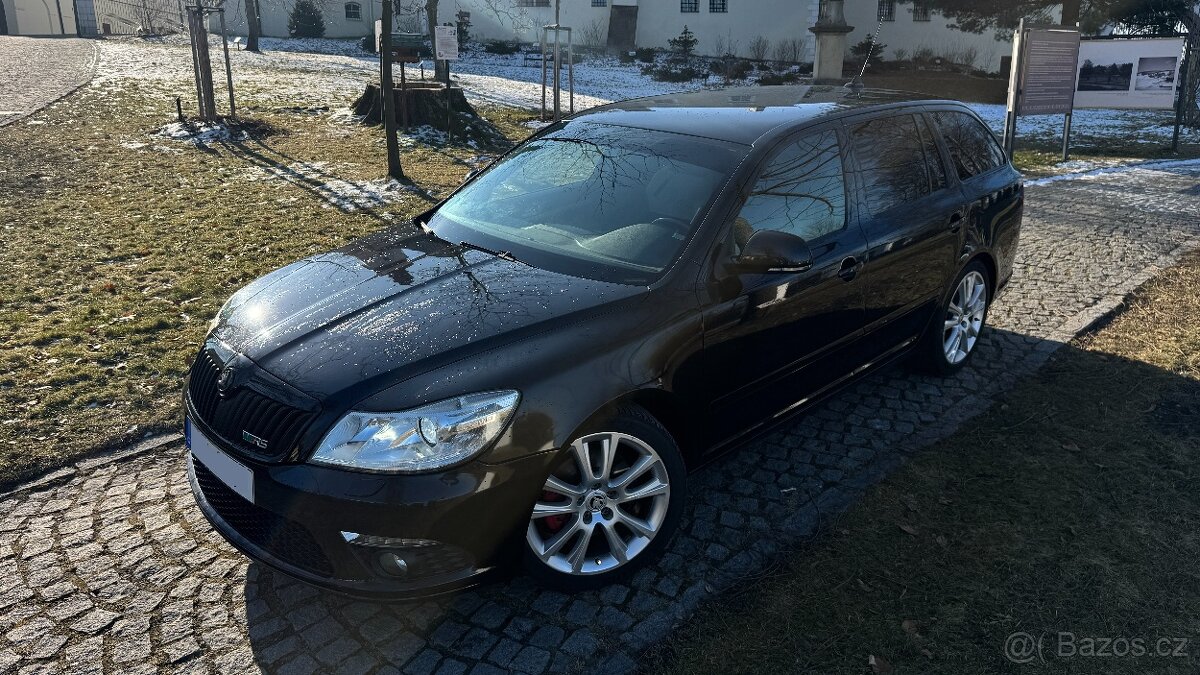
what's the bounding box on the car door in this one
[929,108,1024,281]
[694,126,870,447]
[849,111,963,358]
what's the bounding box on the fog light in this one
[378,552,409,578]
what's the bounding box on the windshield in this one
[428,122,746,284]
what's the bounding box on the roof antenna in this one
[846,16,884,95]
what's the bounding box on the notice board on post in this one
[434,25,459,61]
[1016,28,1081,116]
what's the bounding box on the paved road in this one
[2,162,1200,674]
[0,36,97,128]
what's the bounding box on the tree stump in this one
[352,83,511,150]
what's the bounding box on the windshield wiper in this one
[458,240,531,267]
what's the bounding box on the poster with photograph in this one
[1074,37,1184,109]
[1078,60,1132,91]
[1135,56,1178,91]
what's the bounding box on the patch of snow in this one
[155,121,248,144]
[1026,157,1200,186]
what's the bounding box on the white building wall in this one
[220,0,1066,74]
[217,0,384,40]
[632,0,812,58]
[6,0,77,35]
[843,2,1063,74]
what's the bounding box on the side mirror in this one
[729,230,813,274]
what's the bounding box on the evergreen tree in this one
[669,26,698,59]
[288,0,326,38]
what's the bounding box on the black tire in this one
[914,260,991,376]
[522,404,686,591]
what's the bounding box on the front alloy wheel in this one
[523,406,684,588]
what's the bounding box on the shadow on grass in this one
[219,133,439,223]
[648,339,1200,674]
[230,324,1199,673]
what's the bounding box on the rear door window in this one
[851,114,943,215]
[931,111,1006,181]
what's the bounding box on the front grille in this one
[193,459,335,577]
[188,350,314,461]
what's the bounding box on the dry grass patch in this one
[0,76,537,488]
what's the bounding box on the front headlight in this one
[309,391,520,473]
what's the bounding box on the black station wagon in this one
[185,86,1023,597]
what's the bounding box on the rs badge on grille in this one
[242,430,269,450]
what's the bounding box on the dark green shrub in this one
[635,47,656,63]
[756,70,802,85]
[484,40,520,55]
[651,65,703,82]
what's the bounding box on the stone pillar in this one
[808,0,854,85]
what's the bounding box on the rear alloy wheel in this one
[524,407,684,589]
[916,260,990,375]
[943,269,988,366]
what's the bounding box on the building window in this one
[344,2,361,20]
[681,0,698,13]
[877,0,895,21]
[591,0,606,6]
[709,0,727,12]
[517,0,551,7]
[912,1,930,21]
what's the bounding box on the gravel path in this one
[0,36,97,128]
[2,161,1200,674]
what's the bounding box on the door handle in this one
[948,212,963,233]
[837,256,860,282]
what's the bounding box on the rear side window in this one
[734,129,846,245]
[851,114,944,215]
[932,111,1006,180]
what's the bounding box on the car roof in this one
[573,85,961,146]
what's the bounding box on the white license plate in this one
[187,418,255,504]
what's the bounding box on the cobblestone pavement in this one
[3,162,1200,674]
[0,37,97,128]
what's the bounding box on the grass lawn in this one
[649,253,1200,673]
[0,65,538,489]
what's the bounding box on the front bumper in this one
[185,415,554,599]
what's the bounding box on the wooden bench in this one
[523,51,559,68]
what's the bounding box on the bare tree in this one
[580,18,605,48]
[132,0,173,33]
[748,35,769,62]
[478,0,536,34]
[713,32,726,58]
[772,37,804,67]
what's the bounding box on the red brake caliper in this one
[542,491,567,533]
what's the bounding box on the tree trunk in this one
[426,0,448,81]
[246,0,261,52]
[1059,0,1080,27]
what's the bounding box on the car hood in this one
[209,227,645,401]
